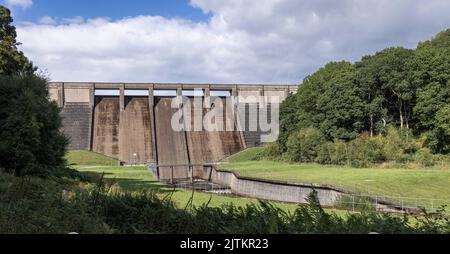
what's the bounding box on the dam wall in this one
[49,82,297,166]
[119,97,154,163]
[92,96,120,159]
[155,97,190,179]
[60,102,92,150]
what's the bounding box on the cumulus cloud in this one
[16,0,450,83]
[38,16,57,25]
[5,0,33,9]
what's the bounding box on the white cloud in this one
[38,16,57,25]
[61,16,86,25]
[16,0,450,83]
[5,0,33,9]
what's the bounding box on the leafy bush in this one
[383,128,405,162]
[413,148,436,167]
[285,128,327,162]
[315,142,333,164]
[347,134,385,167]
[271,125,447,168]
[255,142,283,161]
[330,140,349,165]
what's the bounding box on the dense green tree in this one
[434,105,450,153]
[355,56,387,137]
[316,62,365,140]
[296,62,365,141]
[356,47,414,134]
[277,28,450,155]
[0,8,67,176]
[277,93,298,150]
[408,29,450,153]
[0,6,36,75]
[285,128,326,163]
[0,76,68,176]
[296,62,340,130]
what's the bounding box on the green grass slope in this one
[221,148,450,208]
[65,150,119,166]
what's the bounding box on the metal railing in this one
[331,193,449,214]
[151,163,215,184]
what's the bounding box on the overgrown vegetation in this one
[1,170,449,234]
[260,127,449,168]
[272,28,450,166]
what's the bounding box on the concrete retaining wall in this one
[153,164,417,213]
[201,167,343,206]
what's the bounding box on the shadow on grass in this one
[80,171,177,194]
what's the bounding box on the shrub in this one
[285,128,327,163]
[347,134,385,167]
[413,148,436,167]
[330,140,348,165]
[278,126,447,168]
[382,127,405,162]
[258,142,283,160]
[285,132,301,162]
[315,142,333,164]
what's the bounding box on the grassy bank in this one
[65,150,119,167]
[221,149,450,208]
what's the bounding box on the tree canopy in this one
[0,6,36,76]
[0,6,67,176]
[279,28,450,154]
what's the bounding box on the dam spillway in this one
[119,97,154,163]
[92,96,120,159]
[49,82,297,167]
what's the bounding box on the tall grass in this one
[0,171,449,234]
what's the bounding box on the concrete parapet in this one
[65,88,91,103]
[197,166,342,206]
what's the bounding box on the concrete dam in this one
[49,83,297,172]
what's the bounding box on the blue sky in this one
[4,0,450,83]
[5,0,210,23]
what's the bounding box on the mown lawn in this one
[220,149,450,208]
